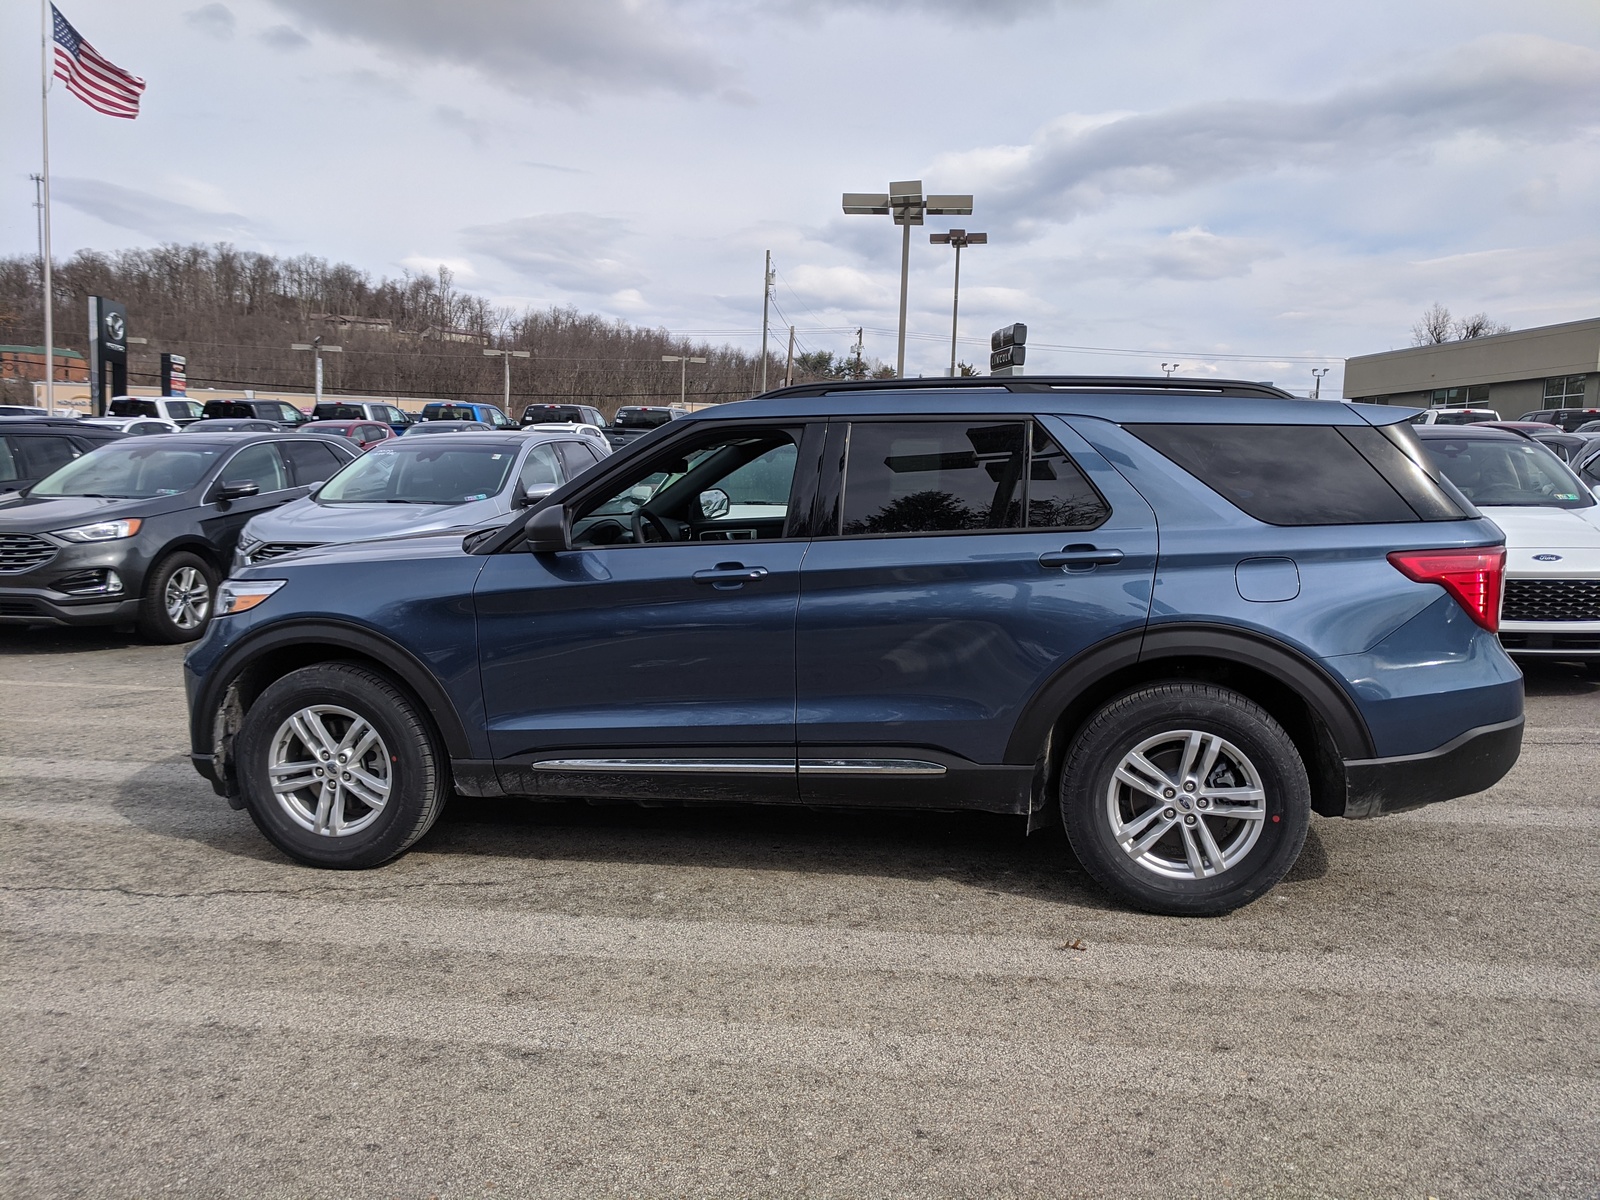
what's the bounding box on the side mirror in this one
[513,483,556,509]
[212,479,260,502]
[699,488,730,519]
[524,502,570,552]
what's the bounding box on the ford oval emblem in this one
[1533,554,1562,561]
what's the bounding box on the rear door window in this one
[836,420,1108,536]
[1130,424,1467,525]
[19,436,80,480]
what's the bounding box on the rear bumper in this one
[1340,715,1524,819]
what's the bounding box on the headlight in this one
[216,579,286,616]
[55,518,142,542]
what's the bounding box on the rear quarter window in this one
[1131,424,1467,526]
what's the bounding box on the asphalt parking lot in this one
[1,628,1596,1199]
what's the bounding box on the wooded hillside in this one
[0,243,886,415]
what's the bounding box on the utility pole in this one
[759,251,773,393]
[1311,367,1329,399]
[930,229,987,376]
[291,336,343,405]
[662,354,707,407]
[783,326,795,388]
[852,328,864,379]
[484,347,531,413]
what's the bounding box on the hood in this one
[236,523,485,576]
[1482,504,1600,550]
[0,493,181,534]
[242,495,509,545]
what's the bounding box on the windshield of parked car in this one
[316,443,517,504]
[32,443,224,498]
[1423,437,1595,509]
[1430,411,1499,426]
[522,405,587,423]
[613,409,674,429]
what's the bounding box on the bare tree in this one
[1454,313,1510,339]
[1411,303,1454,346]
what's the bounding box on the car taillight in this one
[1387,546,1505,632]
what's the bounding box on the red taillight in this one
[1387,546,1505,632]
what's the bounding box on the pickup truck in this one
[604,405,688,449]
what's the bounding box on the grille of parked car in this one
[248,542,318,564]
[1501,579,1600,623]
[0,533,57,573]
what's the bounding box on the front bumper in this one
[1340,715,1524,819]
[0,539,147,626]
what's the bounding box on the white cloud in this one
[51,178,261,243]
[183,4,235,39]
[461,213,642,294]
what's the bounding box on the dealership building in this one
[1343,317,1599,417]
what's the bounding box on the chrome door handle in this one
[1039,546,1124,571]
[692,565,769,585]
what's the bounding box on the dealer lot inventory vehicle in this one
[81,416,183,436]
[187,377,1524,915]
[604,404,689,449]
[109,396,206,426]
[0,432,356,641]
[202,399,312,428]
[1409,407,1500,426]
[1417,425,1600,667]
[234,430,604,569]
[310,401,413,434]
[520,403,605,429]
[403,420,492,435]
[299,419,396,451]
[418,402,512,428]
[1518,408,1600,432]
[0,416,126,502]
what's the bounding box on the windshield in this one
[32,443,223,499]
[615,409,673,429]
[1424,437,1595,509]
[523,406,586,423]
[317,444,517,505]
[1431,411,1498,426]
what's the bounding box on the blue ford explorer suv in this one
[185,377,1523,915]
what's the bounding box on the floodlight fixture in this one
[842,179,976,376]
[662,354,708,406]
[484,347,532,412]
[929,229,989,376]
[292,336,344,404]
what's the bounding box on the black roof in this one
[761,375,1294,401]
[0,416,124,435]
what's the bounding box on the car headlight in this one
[216,579,286,616]
[55,518,142,542]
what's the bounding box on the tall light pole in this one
[483,347,531,414]
[843,181,973,377]
[1311,367,1329,399]
[929,228,986,377]
[1161,362,1180,378]
[662,354,707,407]
[291,336,343,404]
[759,251,773,393]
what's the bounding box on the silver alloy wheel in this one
[267,704,392,837]
[163,565,211,629]
[1105,729,1268,880]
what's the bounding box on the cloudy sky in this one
[3,0,1597,393]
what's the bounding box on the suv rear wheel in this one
[1060,683,1310,916]
[236,663,448,868]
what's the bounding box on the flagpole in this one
[39,0,55,413]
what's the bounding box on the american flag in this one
[52,5,145,119]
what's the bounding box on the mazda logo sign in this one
[105,312,126,342]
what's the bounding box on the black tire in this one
[236,662,448,868]
[1060,682,1310,916]
[137,551,218,643]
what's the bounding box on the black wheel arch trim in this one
[1003,621,1376,764]
[188,618,473,767]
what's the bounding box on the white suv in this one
[1409,407,1500,426]
[108,396,206,426]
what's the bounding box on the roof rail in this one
[760,375,1295,400]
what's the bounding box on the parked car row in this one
[0,420,609,643]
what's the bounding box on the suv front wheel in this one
[1061,683,1310,916]
[236,662,449,868]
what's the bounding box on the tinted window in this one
[281,439,346,485]
[0,437,19,482]
[1029,426,1110,530]
[315,403,366,421]
[33,443,224,498]
[110,398,159,418]
[555,440,599,478]
[166,400,204,420]
[357,425,387,443]
[523,405,587,424]
[19,436,80,479]
[423,404,478,422]
[614,408,675,429]
[841,421,1027,535]
[222,443,289,491]
[1132,425,1432,525]
[1578,453,1600,488]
